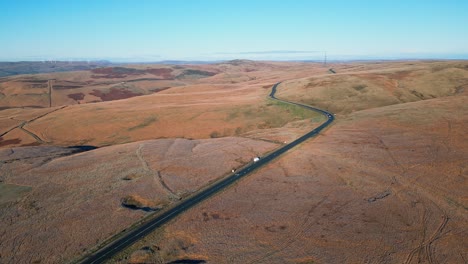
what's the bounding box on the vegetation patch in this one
[353,84,367,91]
[20,79,49,83]
[53,85,83,89]
[0,183,32,205]
[225,59,253,66]
[454,85,465,94]
[210,131,221,138]
[91,67,146,78]
[20,142,41,147]
[223,100,321,135]
[385,70,412,79]
[176,69,217,79]
[52,80,86,90]
[268,99,317,120]
[410,90,425,99]
[128,116,158,131]
[129,248,154,263]
[154,232,199,262]
[145,68,174,79]
[26,83,48,89]
[68,93,85,101]
[149,87,171,93]
[226,110,239,121]
[0,137,21,147]
[446,197,468,210]
[90,88,143,101]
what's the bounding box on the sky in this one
[1,0,467,62]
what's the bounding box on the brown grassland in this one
[0,60,467,263]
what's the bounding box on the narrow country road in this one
[77,82,335,264]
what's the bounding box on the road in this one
[77,82,334,264]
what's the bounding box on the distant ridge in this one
[155,60,223,65]
[223,59,256,65]
[0,61,112,77]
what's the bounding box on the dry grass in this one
[278,61,468,115]
[124,94,467,263]
[1,60,467,263]
[0,183,32,205]
[0,137,278,263]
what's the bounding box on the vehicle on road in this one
[78,82,335,264]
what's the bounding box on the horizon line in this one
[2,51,468,63]
[1,57,468,64]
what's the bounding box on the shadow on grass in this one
[67,145,99,153]
[121,204,157,212]
[167,259,207,264]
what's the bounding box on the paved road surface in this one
[77,82,334,264]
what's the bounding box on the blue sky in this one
[1,0,467,61]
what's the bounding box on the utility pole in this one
[323,51,327,67]
[48,79,53,107]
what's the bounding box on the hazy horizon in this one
[2,54,468,63]
[1,0,467,62]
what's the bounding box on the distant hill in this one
[156,60,222,65]
[0,61,112,77]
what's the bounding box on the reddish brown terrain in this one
[0,137,278,263]
[0,60,467,263]
[0,61,322,148]
[124,96,466,264]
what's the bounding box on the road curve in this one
[77,82,334,264]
